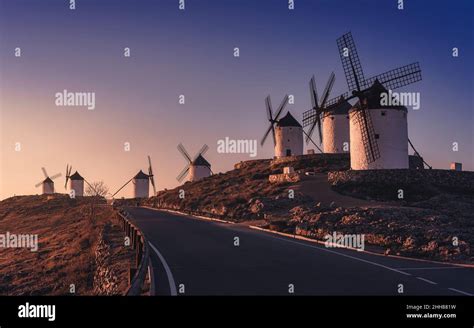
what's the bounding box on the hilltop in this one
[0,195,133,295]
[135,154,474,263]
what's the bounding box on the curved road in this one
[126,207,473,296]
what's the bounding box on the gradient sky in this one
[0,0,472,199]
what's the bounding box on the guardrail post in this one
[131,227,136,250]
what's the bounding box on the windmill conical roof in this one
[325,97,352,115]
[70,171,84,180]
[277,111,302,127]
[43,177,53,183]
[192,154,211,167]
[134,170,149,179]
[353,79,407,111]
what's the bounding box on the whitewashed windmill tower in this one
[303,73,350,154]
[35,167,61,195]
[133,170,149,198]
[329,32,422,170]
[64,164,101,197]
[322,97,351,153]
[261,95,304,158]
[111,156,157,198]
[42,177,54,194]
[177,144,212,183]
[68,171,85,196]
[65,165,84,196]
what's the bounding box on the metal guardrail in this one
[116,210,152,296]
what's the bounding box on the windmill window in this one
[381,111,386,116]
[331,117,334,120]
[375,134,380,139]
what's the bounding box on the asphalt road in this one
[126,207,473,296]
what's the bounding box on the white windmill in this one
[326,32,423,170]
[303,73,351,154]
[35,167,61,195]
[176,143,212,183]
[64,164,99,197]
[111,156,157,198]
[261,95,306,158]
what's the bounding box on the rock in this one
[249,199,265,214]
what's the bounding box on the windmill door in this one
[286,149,292,156]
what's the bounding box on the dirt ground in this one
[0,194,134,295]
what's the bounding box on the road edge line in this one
[148,241,177,296]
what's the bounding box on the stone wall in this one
[269,172,304,183]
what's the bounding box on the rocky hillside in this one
[143,154,350,220]
[132,154,474,263]
[0,195,134,295]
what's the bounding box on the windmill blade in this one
[320,72,336,108]
[364,62,422,91]
[147,156,157,195]
[309,75,319,109]
[177,143,193,163]
[147,155,157,196]
[149,175,156,196]
[64,164,69,189]
[261,96,276,146]
[305,119,317,144]
[176,164,190,182]
[265,95,273,121]
[337,32,366,92]
[84,179,99,196]
[147,156,153,175]
[50,173,62,180]
[302,108,318,127]
[326,92,350,108]
[273,94,289,122]
[111,177,134,198]
[354,108,381,164]
[261,122,276,146]
[195,144,209,159]
[35,181,44,188]
[303,109,322,143]
[306,113,323,144]
[41,167,48,178]
[302,129,323,153]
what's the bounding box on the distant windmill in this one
[261,95,315,157]
[111,156,156,198]
[35,167,61,195]
[318,32,423,169]
[176,143,212,183]
[303,73,351,154]
[64,164,98,197]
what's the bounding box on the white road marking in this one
[257,231,474,296]
[398,267,465,271]
[149,242,177,296]
[266,234,412,276]
[448,288,473,296]
[416,277,437,285]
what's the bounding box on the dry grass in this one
[0,194,133,295]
